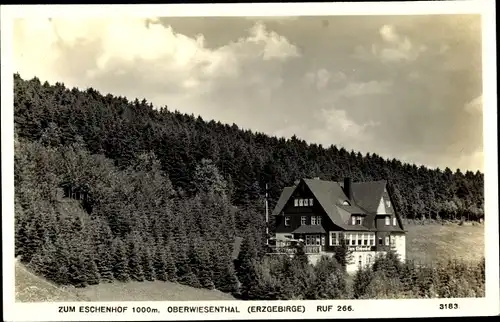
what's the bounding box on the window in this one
[306,235,320,245]
[317,216,322,225]
[304,199,309,206]
[321,236,325,246]
[367,254,373,265]
[285,216,290,226]
[285,235,293,239]
[311,216,317,225]
[378,237,383,245]
[299,199,304,207]
[390,235,395,245]
[358,255,363,267]
[370,234,375,246]
[309,198,314,206]
[385,200,391,208]
[301,216,306,225]
[385,216,390,226]
[294,199,298,207]
[393,217,397,226]
[385,236,390,245]
[330,232,338,246]
[352,215,362,225]
[363,234,369,245]
[357,234,363,245]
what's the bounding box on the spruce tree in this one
[142,244,156,282]
[153,243,168,282]
[127,234,145,282]
[112,238,130,282]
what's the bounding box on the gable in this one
[376,197,387,214]
[271,186,295,216]
[272,178,395,231]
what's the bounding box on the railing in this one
[304,245,322,253]
[267,245,323,254]
[268,246,297,254]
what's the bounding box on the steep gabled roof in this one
[271,186,295,216]
[271,178,390,231]
[347,180,387,213]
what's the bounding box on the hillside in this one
[13,74,486,300]
[13,74,484,223]
[15,260,235,302]
[406,222,485,265]
[15,260,87,302]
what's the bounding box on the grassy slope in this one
[15,260,87,302]
[74,281,236,302]
[405,222,485,264]
[15,259,235,302]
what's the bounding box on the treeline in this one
[14,75,484,224]
[236,236,485,300]
[15,138,264,292]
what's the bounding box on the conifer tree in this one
[127,233,145,282]
[142,243,156,282]
[153,242,169,282]
[112,238,130,282]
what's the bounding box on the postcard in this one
[2,1,498,321]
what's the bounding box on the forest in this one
[13,74,485,298]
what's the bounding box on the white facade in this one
[392,232,406,262]
[346,250,383,274]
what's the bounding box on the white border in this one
[1,1,498,321]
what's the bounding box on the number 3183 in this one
[439,303,459,310]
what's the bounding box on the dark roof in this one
[271,186,295,216]
[292,225,327,234]
[271,178,401,231]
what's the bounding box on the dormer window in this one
[385,200,391,208]
[351,215,363,225]
[385,216,390,226]
[393,217,397,226]
[285,216,290,226]
[294,198,313,207]
[342,200,351,206]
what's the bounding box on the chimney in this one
[344,177,352,201]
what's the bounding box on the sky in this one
[12,14,484,172]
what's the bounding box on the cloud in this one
[464,95,482,114]
[336,80,392,98]
[310,107,379,149]
[304,68,345,90]
[13,18,299,102]
[355,24,426,63]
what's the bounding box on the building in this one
[270,177,406,273]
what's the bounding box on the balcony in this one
[267,245,323,254]
[267,245,297,254]
[304,245,322,253]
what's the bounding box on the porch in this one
[267,244,324,254]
